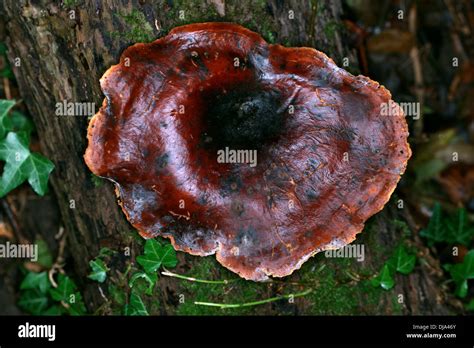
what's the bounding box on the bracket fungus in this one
[84,23,411,281]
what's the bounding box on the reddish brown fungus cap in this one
[85,23,411,281]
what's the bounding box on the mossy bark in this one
[1,0,454,314]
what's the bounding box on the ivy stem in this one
[161,269,238,284]
[194,289,313,309]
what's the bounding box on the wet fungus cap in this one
[84,22,411,281]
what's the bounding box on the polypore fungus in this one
[84,23,411,281]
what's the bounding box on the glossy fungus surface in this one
[85,23,411,281]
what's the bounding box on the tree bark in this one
[1,0,456,315]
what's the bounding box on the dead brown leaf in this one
[367,29,415,54]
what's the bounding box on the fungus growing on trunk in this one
[84,23,411,281]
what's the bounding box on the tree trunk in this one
[1,0,456,315]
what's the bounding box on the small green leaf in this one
[371,264,395,290]
[467,299,474,311]
[0,44,14,79]
[420,203,445,246]
[88,258,108,283]
[124,291,149,316]
[49,274,77,302]
[49,275,86,315]
[35,238,53,268]
[387,245,416,275]
[10,111,35,138]
[129,271,157,295]
[445,208,474,246]
[136,239,177,274]
[98,247,116,257]
[0,99,16,139]
[67,292,87,315]
[446,250,474,298]
[0,42,7,55]
[0,132,54,197]
[43,304,65,316]
[419,204,474,246]
[18,289,49,315]
[0,65,13,79]
[20,271,51,294]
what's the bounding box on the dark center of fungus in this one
[203,87,284,150]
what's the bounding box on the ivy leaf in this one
[0,98,35,147]
[446,250,474,298]
[371,264,395,290]
[49,274,77,302]
[0,132,54,197]
[467,299,474,311]
[0,43,14,79]
[49,274,86,314]
[0,99,15,139]
[445,208,474,246]
[42,305,65,316]
[137,239,177,274]
[98,247,116,257]
[20,271,51,294]
[88,258,108,283]
[129,271,157,295]
[18,289,49,315]
[35,238,53,268]
[420,203,444,246]
[10,111,35,138]
[420,204,474,246]
[67,292,87,315]
[387,245,416,275]
[124,291,149,316]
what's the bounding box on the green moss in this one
[114,10,155,43]
[238,3,277,44]
[305,270,356,314]
[169,246,392,315]
[391,293,404,315]
[299,256,383,315]
[361,217,390,261]
[108,284,126,315]
[323,21,342,40]
[163,0,221,30]
[392,218,412,237]
[90,173,103,187]
[63,0,79,7]
[174,224,392,315]
[175,257,270,315]
[163,1,277,44]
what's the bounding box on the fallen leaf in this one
[367,29,415,54]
